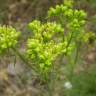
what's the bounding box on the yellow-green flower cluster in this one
[48,3,87,42]
[27,20,73,77]
[0,26,20,54]
[28,20,64,42]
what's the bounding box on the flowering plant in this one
[0,1,96,96]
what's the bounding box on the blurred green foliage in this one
[65,66,96,96]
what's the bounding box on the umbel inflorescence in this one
[48,1,87,43]
[26,20,73,79]
[0,26,20,54]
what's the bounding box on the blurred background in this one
[0,0,96,96]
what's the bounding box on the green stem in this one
[11,47,37,75]
[60,30,74,65]
[69,42,79,80]
[74,42,79,65]
[66,31,74,48]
